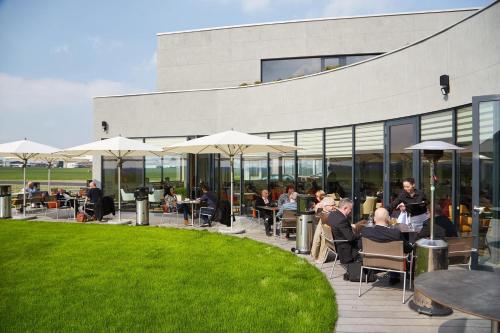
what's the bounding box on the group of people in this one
[163,184,218,227]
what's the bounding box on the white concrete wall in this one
[94,2,500,141]
[156,10,476,91]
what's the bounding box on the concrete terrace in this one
[15,210,492,333]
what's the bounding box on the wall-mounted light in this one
[440,75,450,95]
[101,121,109,133]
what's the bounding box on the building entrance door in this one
[384,118,420,210]
[472,95,500,268]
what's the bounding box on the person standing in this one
[390,178,429,231]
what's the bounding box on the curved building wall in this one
[156,9,476,90]
[94,2,500,140]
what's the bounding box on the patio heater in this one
[406,141,463,316]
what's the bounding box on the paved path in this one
[18,210,492,333]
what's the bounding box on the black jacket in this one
[361,225,413,253]
[327,210,359,264]
[390,189,427,215]
[255,196,271,218]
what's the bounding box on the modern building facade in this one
[93,2,500,268]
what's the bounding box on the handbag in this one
[76,212,87,223]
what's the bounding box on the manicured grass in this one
[0,167,91,181]
[0,220,337,332]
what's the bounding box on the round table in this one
[414,270,500,333]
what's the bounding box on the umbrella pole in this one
[118,159,122,222]
[230,155,234,229]
[47,163,51,193]
[23,160,26,218]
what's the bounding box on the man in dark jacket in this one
[361,207,413,285]
[199,185,217,227]
[326,198,359,264]
[255,189,273,236]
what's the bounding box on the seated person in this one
[24,181,39,198]
[55,188,71,207]
[361,207,413,285]
[255,189,273,236]
[277,184,295,208]
[326,198,359,264]
[417,206,458,239]
[276,191,298,238]
[164,185,191,226]
[84,181,103,218]
[198,185,217,227]
[314,190,328,212]
[311,196,337,262]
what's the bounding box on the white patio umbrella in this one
[63,136,163,222]
[163,130,300,232]
[0,139,59,218]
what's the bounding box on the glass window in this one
[478,101,499,265]
[218,156,241,214]
[388,123,415,206]
[420,111,453,220]
[145,137,187,196]
[326,126,352,198]
[324,57,341,71]
[269,132,295,201]
[243,133,268,214]
[297,130,323,194]
[355,123,384,217]
[103,156,144,207]
[456,106,473,235]
[262,58,321,82]
[345,54,376,65]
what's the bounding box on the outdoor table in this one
[257,206,279,236]
[414,270,500,333]
[182,199,200,226]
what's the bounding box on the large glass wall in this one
[420,111,453,219]
[355,123,384,217]
[269,132,295,201]
[102,157,144,207]
[297,130,323,194]
[326,126,352,198]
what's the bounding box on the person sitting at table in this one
[326,198,359,264]
[198,185,217,227]
[390,178,429,232]
[361,207,414,285]
[311,196,337,262]
[255,189,273,236]
[24,181,39,198]
[164,185,191,226]
[84,181,102,218]
[417,204,458,239]
[277,192,298,238]
[277,184,295,208]
[56,188,71,207]
[314,190,327,212]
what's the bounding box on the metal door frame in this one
[472,94,500,268]
[383,117,420,208]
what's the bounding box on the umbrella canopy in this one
[62,136,163,158]
[0,139,59,218]
[63,136,163,222]
[163,130,300,155]
[163,130,300,232]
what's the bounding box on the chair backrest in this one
[281,210,296,228]
[175,194,182,202]
[362,196,377,215]
[120,189,134,201]
[445,236,473,257]
[362,238,405,271]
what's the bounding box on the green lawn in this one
[0,220,337,332]
[0,167,91,181]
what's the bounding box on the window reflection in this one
[269,132,295,201]
[326,127,352,198]
[297,130,323,194]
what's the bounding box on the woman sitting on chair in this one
[164,186,190,226]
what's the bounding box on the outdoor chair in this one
[361,196,377,218]
[148,189,163,208]
[199,206,216,226]
[320,222,348,278]
[279,210,296,238]
[358,238,413,304]
[446,236,476,270]
[120,189,135,209]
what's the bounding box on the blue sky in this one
[0,0,492,147]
